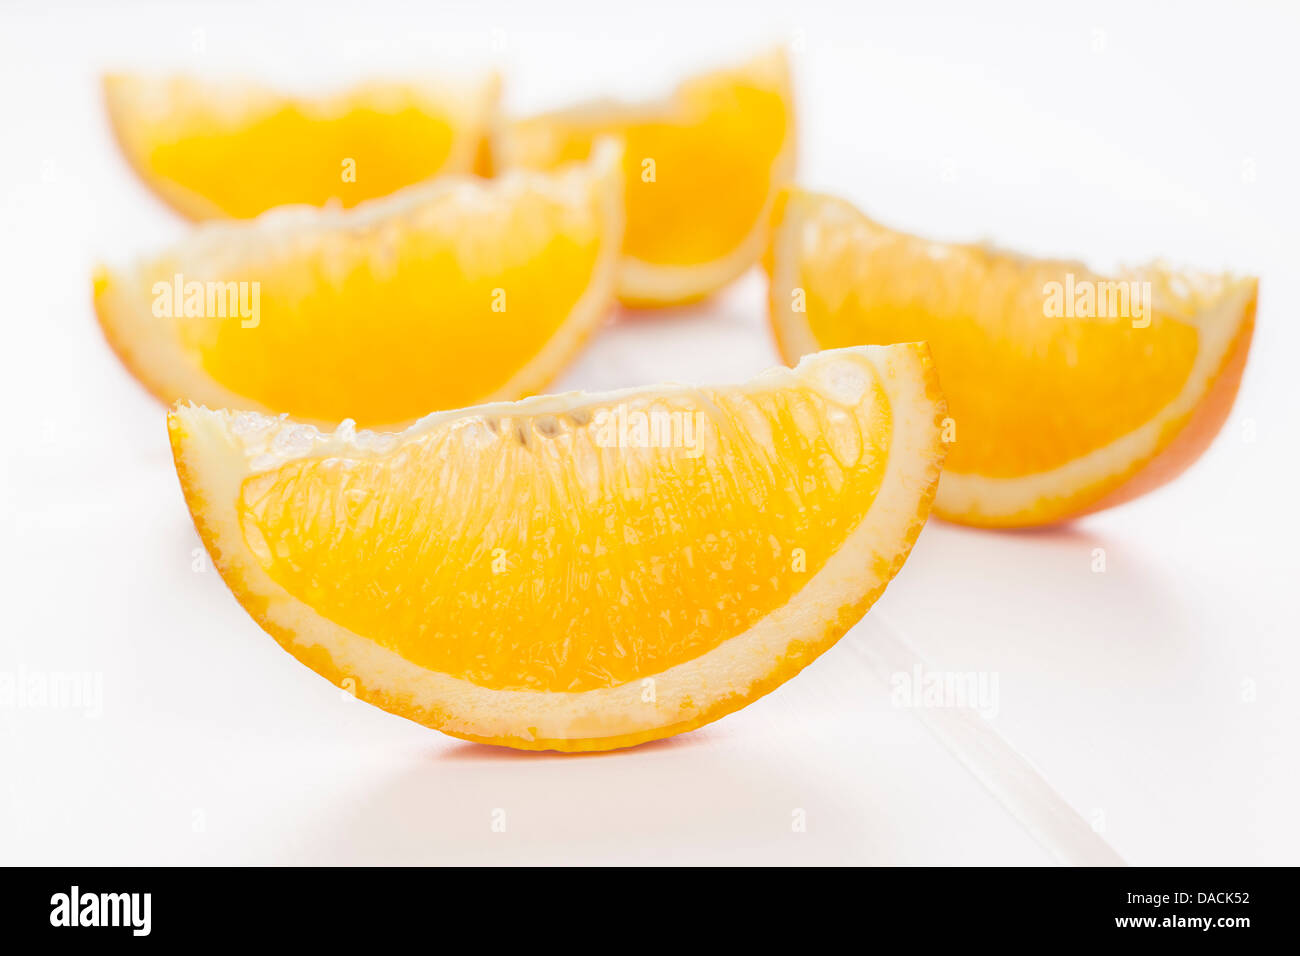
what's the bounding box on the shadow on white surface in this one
[278,733,887,866]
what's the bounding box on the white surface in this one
[1,0,1298,865]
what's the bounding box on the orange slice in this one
[104,72,501,220]
[169,344,946,752]
[767,188,1257,527]
[95,144,623,430]
[500,50,795,305]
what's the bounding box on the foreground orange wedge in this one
[95,144,623,430]
[768,189,1258,527]
[104,72,500,220]
[170,344,946,751]
[500,50,795,305]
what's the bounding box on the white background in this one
[1,0,1297,865]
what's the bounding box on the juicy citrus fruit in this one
[767,188,1258,527]
[169,344,946,751]
[95,144,623,430]
[500,49,795,306]
[104,72,500,220]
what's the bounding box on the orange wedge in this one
[95,144,623,430]
[767,188,1257,527]
[169,344,946,752]
[104,73,500,220]
[500,50,795,305]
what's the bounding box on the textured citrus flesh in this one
[768,189,1257,526]
[94,146,623,430]
[502,50,794,304]
[180,195,602,425]
[104,74,499,220]
[789,209,1198,477]
[241,374,889,692]
[170,344,946,750]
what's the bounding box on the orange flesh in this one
[236,377,891,692]
[164,192,603,426]
[146,106,460,218]
[795,230,1199,477]
[510,74,789,266]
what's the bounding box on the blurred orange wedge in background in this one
[767,188,1258,527]
[170,344,946,751]
[104,72,500,219]
[95,144,623,430]
[501,49,795,306]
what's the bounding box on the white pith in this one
[768,194,1256,523]
[103,72,502,221]
[97,142,626,432]
[171,344,942,746]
